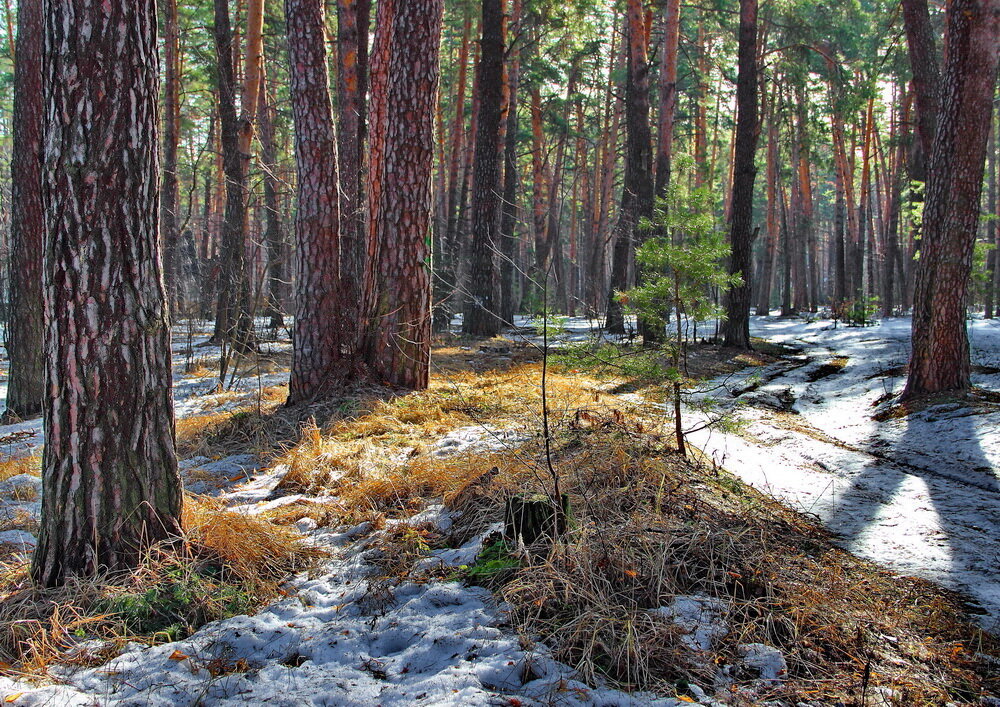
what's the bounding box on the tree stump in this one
[503,493,570,545]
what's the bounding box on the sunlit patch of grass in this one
[0,455,41,484]
[0,494,325,679]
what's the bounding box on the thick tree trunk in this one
[721,0,759,349]
[3,0,45,423]
[904,0,1000,397]
[900,0,941,170]
[33,0,181,586]
[367,0,442,387]
[463,0,506,336]
[285,0,348,404]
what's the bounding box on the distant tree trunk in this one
[161,0,181,316]
[284,0,348,403]
[367,0,442,387]
[654,0,680,195]
[498,0,522,323]
[3,0,44,423]
[605,0,654,337]
[756,88,779,316]
[882,92,907,318]
[463,0,506,336]
[722,0,759,349]
[337,0,371,325]
[33,0,181,586]
[258,72,288,328]
[903,0,1000,398]
[433,10,472,331]
[211,0,255,352]
[901,0,941,171]
[987,109,997,319]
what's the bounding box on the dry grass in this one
[0,455,41,484]
[0,495,325,679]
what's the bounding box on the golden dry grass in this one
[0,494,325,678]
[0,455,41,484]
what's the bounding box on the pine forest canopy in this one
[0,0,995,583]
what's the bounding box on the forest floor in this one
[0,315,998,705]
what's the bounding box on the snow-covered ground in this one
[687,315,1000,628]
[0,322,727,706]
[3,314,999,704]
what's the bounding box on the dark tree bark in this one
[901,0,941,172]
[756,89,779,316]
[367,0,443,387]
[722,0,760,348]
[211,0,255,353]
[498,0,523,324]
[463,0,507,336]
[33,0,181,586]
[605,0,654,337]
[161,0,181,316]
[337,0,371,323]
[285,0,348,404]
[3,0,45,423]
[258,72,288,328]
[903,0,1000,397]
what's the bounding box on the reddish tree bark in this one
[285,0,347,404]
[161,0,181,315]
[33,0,181,586]
[654,0,681,195]
[3,0,44,423]
[367,0,443,387]
[904,0,1000,397]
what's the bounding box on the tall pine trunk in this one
[3,0,44,423]
[285,0,349,404]
[721,0,759,348]
[367,0,443,387]
[904,0,1000,397]
[462,0,506,336]
[34,0,181,586]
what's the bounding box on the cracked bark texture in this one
[4,0,45,423]
[367,0,443,388]
[33,0,181,586]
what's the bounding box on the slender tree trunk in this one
[258,72,288,327]
[337,0,371,327]
[722,0,759,348]
[498,0,522,324]
[654,0,680,195]
[34,0,181,586]
[756,90,779,316]
[986,108,997,319]
[211,0,255,352]
[3,0,44,423]
[368,0,443,387]
[463,0,506,336]
[605,0,654,338]
[433,11,472,331]
[161,0,181,316]
[904,0,1000,397]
